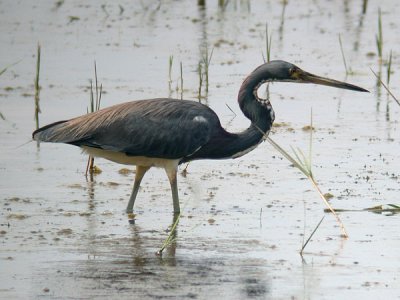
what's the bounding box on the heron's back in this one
[33,98,222,161]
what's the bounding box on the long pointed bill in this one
[298,70,369,92]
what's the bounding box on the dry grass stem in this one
[261,110,348,239]
[85,61,103,176]
[371,68,400,106]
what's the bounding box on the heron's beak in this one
[296,70,369,92]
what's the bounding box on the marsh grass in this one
[85,62,103,176]
[1,65,11,76]
[362,0,368,14]
[168,56,184,99]
[0,59,22,76]
[1,59,22,120]
[202,47,213,93]
[338,34,353,75]
[279,1,288,35]
[1,66,7,119]
[34,44,41,130]
[180,61,183,100]
[197,46,214,100]
[266,23,272,63]
[266,139,348,237]
[156,213,180,256]
[261,23,272,63]
[376,8,383,60]
[225,103,237,117]
[265,112,348,241]
[300,216,325,255]
[386,50,392,85]
[371,68,400,107]
[198,61,203,100]
[261,24,272,100]
[168,55,173,91]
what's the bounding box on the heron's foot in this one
[126,210,136,225]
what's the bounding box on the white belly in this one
[81,146,180,169]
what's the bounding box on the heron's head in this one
[258,60,368,92]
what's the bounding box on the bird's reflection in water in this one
[85,177,96,212]
[72,212,273,298]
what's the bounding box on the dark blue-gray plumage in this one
[33,60,368,214]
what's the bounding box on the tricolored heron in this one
[33,60,367,214]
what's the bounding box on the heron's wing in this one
[33,99,219,159]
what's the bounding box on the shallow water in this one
[1,1,400,299]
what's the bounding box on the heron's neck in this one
[182,81,274,162]
[181,70,275,163]
[182,122,270,162]
[226,123,268,158]
[237,71,275,132]
[221,71,274,158]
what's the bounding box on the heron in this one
[32,60,367,214]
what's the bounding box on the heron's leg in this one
[165,167,180,214]
[126,165,150,213]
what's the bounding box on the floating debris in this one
[57,228,73,235]
[7,214,28,220]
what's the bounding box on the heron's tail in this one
[32,120,69,142]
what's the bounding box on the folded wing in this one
[33,98,219,159]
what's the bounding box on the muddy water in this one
[1,1,399,299]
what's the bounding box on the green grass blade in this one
[338,34,349,74]
[268,138,308,176]
[157,213,181,256]
[0,59,22,76]
[300,216,325,255]
[387,50,392,85]
[34,44,41,130]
